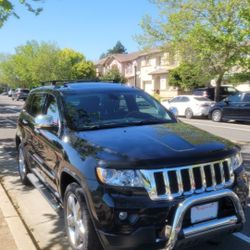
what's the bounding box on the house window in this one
[126,63,133,75]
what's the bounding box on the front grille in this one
[140,158,235,200]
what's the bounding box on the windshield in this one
[63,89,175,130]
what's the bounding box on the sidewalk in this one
[0,180,37,250]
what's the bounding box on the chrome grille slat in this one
[163,172,171,195]
[176,169,184,195]
[140,159,234,200]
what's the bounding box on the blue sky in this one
[0,0,158,60]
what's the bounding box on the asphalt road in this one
[0,95,249,250]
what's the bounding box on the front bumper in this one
[96,189,245,250]
[88,168,248,250]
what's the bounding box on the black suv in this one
[209,91,250,122]
[193,86,238,101]
[16,82,248,250]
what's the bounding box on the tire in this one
[64,183,102,250]
[18,145,31,186]
[211,109,222,122]
[185,108,193,119]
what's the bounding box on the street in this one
[0,95,249,250]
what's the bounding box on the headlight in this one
[96,167,143,187]
[231,152,243,170]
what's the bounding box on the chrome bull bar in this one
[165,189,246,250]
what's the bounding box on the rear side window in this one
[242,93,250,102]
[29,94,46,117]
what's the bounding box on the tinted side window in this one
[181,97,189,102]
[24,95,33,113]
[169,97,180,103]
[242,93,250,103]
[29,94,46,117]
[44,95,60,126]
[228,93,241,103]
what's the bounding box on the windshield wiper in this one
[77,119,172,131]
[127,119,171,126]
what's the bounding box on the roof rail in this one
[40,78,101,87]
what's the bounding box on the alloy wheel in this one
[18,148,26,180]
[66,193,86,249]
[212,110,222,122]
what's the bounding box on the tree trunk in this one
[215,72,224,102]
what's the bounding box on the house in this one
[95,48,182,99]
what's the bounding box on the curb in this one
[0,182,37,250]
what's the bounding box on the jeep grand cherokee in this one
[16,82,249,250]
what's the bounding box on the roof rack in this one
[40,78,101,87]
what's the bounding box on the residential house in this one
[95,48,182,99]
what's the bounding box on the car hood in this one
[73,122,236,168]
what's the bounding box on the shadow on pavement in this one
[0,102,22,114]
[0,116,18,129]
[42,212,70,250]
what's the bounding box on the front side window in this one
[44,95,60,126]
[63,90,175,130]
[180,97,189,102]
[29,94,46,117]
[169,97,181,103]
[227,93,242,103]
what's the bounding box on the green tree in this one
[0,0,43,28]
[100,41,127,59]
[101,66,127,83]
[227,72,250,84]
[0,41,96,88]
[169,63,211,90]
[137,0,250,101]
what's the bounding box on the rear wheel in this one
[64,183,102,250]
[211,109,222,122]
[18,145,30,186]
[185,108,193,119]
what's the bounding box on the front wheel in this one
[64,183,102,250]
[211,109,222,122]
[185,108,193,119]
[18,145,30,186]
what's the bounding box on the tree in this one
[137,0,250,101]
[227,72,250,84]
[0,41,96,88]
[169,62,212,90]
[101,65,127,83]
[0,0,43,28]
[99,41,127,59]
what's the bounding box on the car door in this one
[33,94,62,194]
[241,93,250,121]
[25,93,47,180]
[168,97,183,115]
[178,96,190,116]
[222,93,242,120]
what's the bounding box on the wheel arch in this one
[60,170,82,202]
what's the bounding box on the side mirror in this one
[34,115,57,130]
[224,99,229,105]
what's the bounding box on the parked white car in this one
[161,95,215,119]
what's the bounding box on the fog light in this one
[119,212,128,220]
